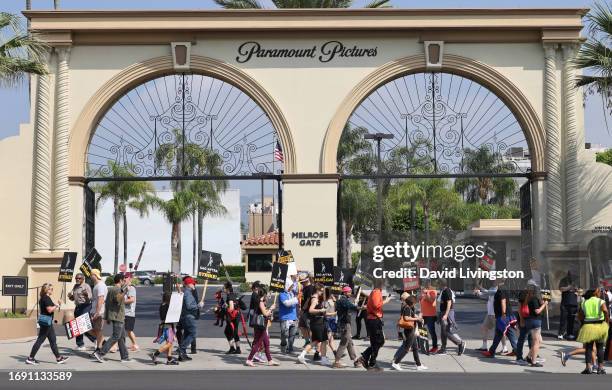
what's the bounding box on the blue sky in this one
[1,0,609,146]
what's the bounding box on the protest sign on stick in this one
[331,266,352,295]
[165,292,184,324]
[270,262,288,293]
[65,313,93,339]
[313,258,334,287]
[58,252,77,282]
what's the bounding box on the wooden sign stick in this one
[200,279,209,306]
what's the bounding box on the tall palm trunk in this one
[54,0,59,10]
[113,198,120,274]
[171,222,181,274]
[197,208,203,269]
[123,209,128,267]
[192,209,197,275]
[340,219,347,268]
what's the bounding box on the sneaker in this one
[356,356,368,369]
[178,355,192,362]
[313,351,321,361]
[581,368,593,375]
[597,368,606,375]
[416,365,429,371]
[516,359,529,366]
[225,347,236,354]
[428,347,439,354]
[25,357,39,365]
[76,345,87,351]
[320,356,330,366]
[530,362,543,368]
[557,335,564,340]
[501,348,508,354]
[253,354,264,363]
[56,356,70,364]
[535,357,546,364]
[92,351,104,363]
[390,362,403,371]
[166,359,179,365]
[297,354,307,365]
[481,351,494,358]
[150,353,158,365]
[120,358,134,363]
[560,352,567,367]
[437,348,448,355]
[458,341,466,356]
[267,360,280,366]
[233,347,241,355]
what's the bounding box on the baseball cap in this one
[342,286,352,294]
[90,269,101,280]
[183,276,196,286]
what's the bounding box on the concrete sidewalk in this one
[0,336,600,374]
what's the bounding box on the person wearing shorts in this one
[89,269,107,354]
[124,273,138,351]
[298,284,329,365]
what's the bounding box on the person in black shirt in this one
[223,281,241,354]
[298,275,314,347]
[26,283,70,365]
[558,271,578,340]
[353,293,368,340]
[482,279,517,358]
[438,279,465,355]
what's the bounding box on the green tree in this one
[454,146,517,205]
[339,179,376,268]
[214,0,391,9]
[94,162,155,274]
[596,148,612,166]
[0,12,47,86]
[573,1,612,114]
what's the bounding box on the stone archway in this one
[69,55,297,178]
[321,54,545,174]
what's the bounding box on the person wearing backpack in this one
[576,287,609,374]
[223,281,242,354]
[245,288,279,366]
[391,294,428,371]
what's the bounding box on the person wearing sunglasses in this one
[68,273,96,350]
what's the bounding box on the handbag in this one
[254,314,267,329]
[520,304,530,318]
[37,314,53,327]
[398,316,415,329]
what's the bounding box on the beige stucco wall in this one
[0,121,34,310]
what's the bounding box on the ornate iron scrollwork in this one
[348,72,531,174]
[87,74,283,178]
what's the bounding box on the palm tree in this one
[573,1,612,114]
[155,128,228,273]
[149,190,197,273]
[0,12,47,86]
[94,162,155,273]
[454,146,516,205]
[214,0,391,9]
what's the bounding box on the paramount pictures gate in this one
[6,8,612,310]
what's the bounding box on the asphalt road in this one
[1,371,608,390]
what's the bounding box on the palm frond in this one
[363,0,392,8]
[214,0,263,9]
[585,1,612,39]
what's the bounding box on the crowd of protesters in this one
[26,268,611,374]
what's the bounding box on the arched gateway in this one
[2,8,611,312]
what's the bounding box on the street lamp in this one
[364,132,394,237]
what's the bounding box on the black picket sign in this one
[198,250,222,281]
[80,248,101,278]
[270,262,288,293]
[58,252,78,282]
[313,257,334,287]
[331,266,353,295]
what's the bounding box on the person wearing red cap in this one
[333,285,362,368]
[177,277,199,361]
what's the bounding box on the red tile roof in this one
[242,231,279,246]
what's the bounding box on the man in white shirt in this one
[90,269,108,354]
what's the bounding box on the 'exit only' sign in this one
[2,276,28,296]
